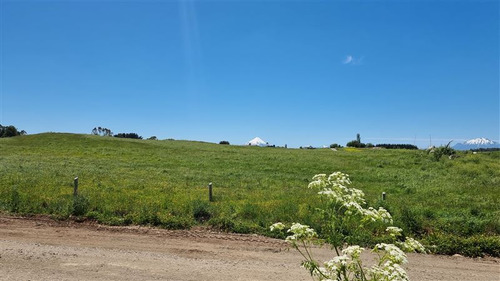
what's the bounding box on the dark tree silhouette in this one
[0,124,26,138]
[114,133,142,139]
[375,144,418,150]
[92,127,113,136]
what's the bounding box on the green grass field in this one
[1,133,499,257]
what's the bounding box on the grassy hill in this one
[0,133,499,256]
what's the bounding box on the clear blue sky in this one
[1,0,498,148]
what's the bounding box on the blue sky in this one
[1,0,498,148]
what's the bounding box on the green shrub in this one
[9,186,21,213]
[160,215,193,229]
[86,211,100,220]
[399,207,424,236]
[72,194,89,216]
[424,233,500,257]
[136,205,161,226]
[193,200,212,222]
[439,216,490,236]
[430,141,456,161]
[107,216,127,226]
[231,221,260,234]
[238,202,259,220]
[50,198,71,218]
[208,217,261,234]
[209,217,235,231]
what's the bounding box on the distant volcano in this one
[453,138,500,150]
[247,137,268,146]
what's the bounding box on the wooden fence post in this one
[208,182,213,202]
[74,177,79,196]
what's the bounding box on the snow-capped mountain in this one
[247,137,268,146]
[464,138,496,145]
[453,138,500,150]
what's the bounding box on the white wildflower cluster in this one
[327,172,352,186]
[310,172,363,205]
[270,222,285,232]
[269,222,318,245]
[270,172,426,281]
[398,237,426,253]
[311,246,365,280]
[313,243,412,281]
[386,227,403,238]
[308,174,329,189]
[311,172,392,225]
[384,227,426,254]
[342,245,364,259]
[286,223,317,244]
[320,255,348,280]
[362,207,393,224]
[369,261,408,281]
[373,243,408,264]
[368,243,410,281]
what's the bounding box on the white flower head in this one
[327,172,351,186]
[332,255,349,266]
[386,226,403,238]
[286,223,317,243]
[373,243,408,264]
[369,262,409,281]
[342,245,364,259]
[270,222,285,232]
[399,237,426,253]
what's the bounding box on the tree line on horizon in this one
[0,124,26,138]
[91,127,145,140]
[342,133,418,150]
[89,128,416,150]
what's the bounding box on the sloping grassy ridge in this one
[1,133,499,256]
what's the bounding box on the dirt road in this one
[0,216,498,281]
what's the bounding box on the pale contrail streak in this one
[179,0,203,97]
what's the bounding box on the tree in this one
[219,140,230,145]
[376,144,418,150]
[346,140,366,148]
[114,133,142,139]
[92,127,113,136]
[347,134,366,148]
[0,124,26,138]
[102,128,112,136]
